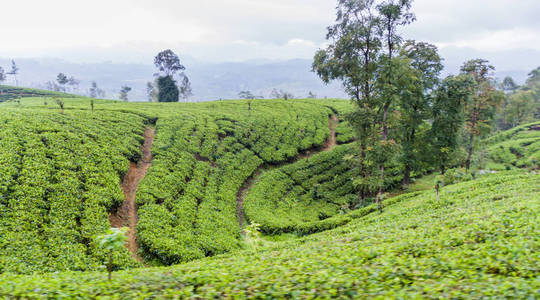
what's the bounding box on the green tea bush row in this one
[0,108,145,274]
[1,171,536,298]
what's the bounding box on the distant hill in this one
[0,58,347,101]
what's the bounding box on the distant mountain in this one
[0,58,347,102]
[0,56,532,102]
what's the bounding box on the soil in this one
[235,115,339,229]
[109,127,155,262]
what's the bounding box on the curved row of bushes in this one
[135,100,341,265]
[0,108,145,274]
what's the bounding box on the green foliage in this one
[0,85,74,102]
[135,100,335,265]
[0,100,146,274]
[440,168,473,186]
[96,227,129,280]
[429,75,475,173]
[1,171,537,298]
[244,222,261,252]
[156,76,179,102]
[481,121,540,170]
[460,59,506,169]
[244,143,407,235]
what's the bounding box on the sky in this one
[1,0,539,77]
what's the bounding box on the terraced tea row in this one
[0,97,354,271]
[2,171,537,298]
[0,108,145,273]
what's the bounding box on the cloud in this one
[0,0,538,76]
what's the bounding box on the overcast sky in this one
[1,0,539,76]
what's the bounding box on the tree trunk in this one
[465,132,474,170]
[402,165,411,188]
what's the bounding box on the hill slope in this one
[0,97,356,272]
[1,171,537,298]
[0,85,74,102]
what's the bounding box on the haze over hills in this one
[0,54,533,102]
[0,57,347,101]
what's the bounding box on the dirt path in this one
[236,115,339,229]
[109,127,155,262]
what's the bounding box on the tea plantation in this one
[481,121,540,170]
[0,97,354,271]
[0,85,73,102]
[0,171,537,298]
[0,97,538,298]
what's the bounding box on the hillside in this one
[0,97,356,272]
[0,85,74,102]
[1,171,537,298]
[0,97,538,298]
[481,121,540,170]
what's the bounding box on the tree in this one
[119,86,132,101]
[503,90,538,127]
[398,40,443,187]
[56,73,69,92]
[95,227,128,281]
[270,88,294,100]
[55,97,65,114]
[501,76,519,94]
[430,75,474,174]
[239,91,255,99]
[313,0,415,202]
[146,81,157,102]
[178,75,193,100]
[7,60,19,86]
[68,76,80,93]
[0,67,6,83]
[154,49,185,77]
[307,91,317,98]
[460,59,505,169]
[154,50,191,102]
[89,81,105,98]
[157,76,179,102]
[523,66,540,118]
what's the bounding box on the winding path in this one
[109,127,155,262]
[236,114,339,229]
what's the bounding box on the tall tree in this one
[501,76,519,93]
[398,40,443,187]
[523,66,540,118]
[146,81,157,102]
[89,81,105,99]
[154,49,185,77]
[430,75,474,174]
[154,49,190,102]
[157,76,179,102]
[7,60,19,86]
[503,90,537,127]
[119,86,132,101]
[56,73,69,92]
[313,0,415,202]
[178,75,193,101]
[460,59,505,169]
[68,76,80,93]
[239,91,255,99]
[0,67,5,83]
